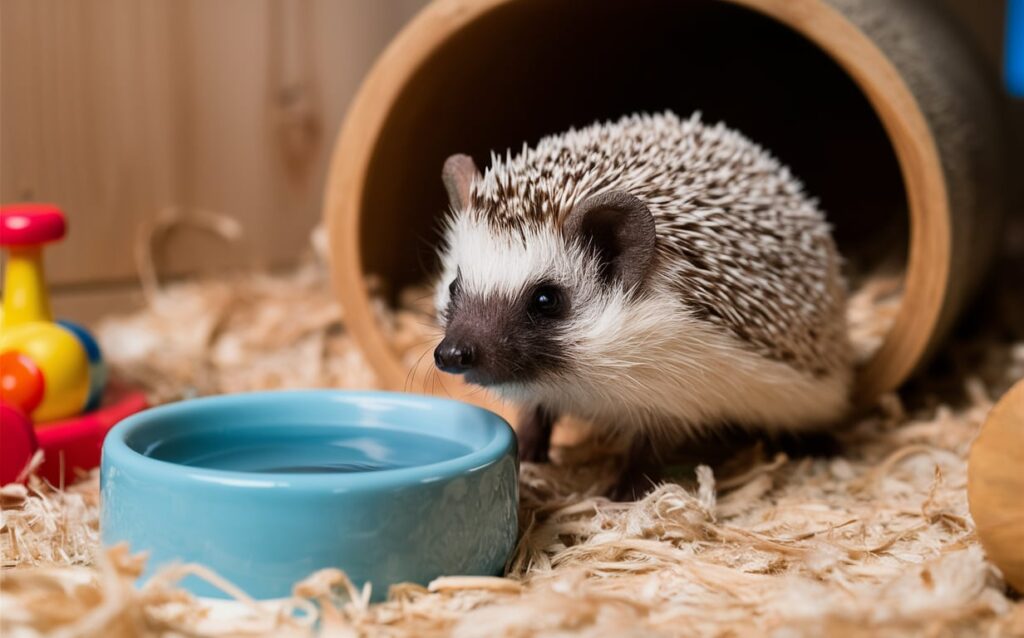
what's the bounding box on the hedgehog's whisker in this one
[404,346,433,394]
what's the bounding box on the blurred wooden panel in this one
[1,0,426,287]
[1,1,177,285]
[50,284,146,327]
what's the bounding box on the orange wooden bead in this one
[0,350,45,414]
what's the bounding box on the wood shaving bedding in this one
[2,236,1022,637]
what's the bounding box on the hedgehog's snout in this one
[434,337,477,374]
[434,286,567,387]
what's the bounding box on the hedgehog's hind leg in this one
[517,404,556,463]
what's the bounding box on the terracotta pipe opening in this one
[362,0,906,296]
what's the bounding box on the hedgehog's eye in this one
[529,284,565,319]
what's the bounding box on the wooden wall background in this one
[1,0,427,322]
[0,0,1017,325]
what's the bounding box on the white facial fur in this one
[436,213,601,318]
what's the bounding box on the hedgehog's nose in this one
[434,338,476,374]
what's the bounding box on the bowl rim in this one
[101,389,516,491]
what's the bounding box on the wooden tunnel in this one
[324,0,1008,421]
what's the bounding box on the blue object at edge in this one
[1008,0,1024,97]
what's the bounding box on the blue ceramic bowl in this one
[100,390,518,600]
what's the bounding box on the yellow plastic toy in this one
[1,203,94,422]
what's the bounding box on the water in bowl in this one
[141,425,473,474]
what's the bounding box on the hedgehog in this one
[432,111,852,494]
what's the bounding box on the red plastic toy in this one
[1,203,148,486]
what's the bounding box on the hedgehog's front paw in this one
[518,435,548,464]
[516,404,555,463]
[609,463,663,502]
[608,438,667,501]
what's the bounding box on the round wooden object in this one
[968,380,1024,593]
[324,0,1006,417]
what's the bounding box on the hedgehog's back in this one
[471,111,850,378]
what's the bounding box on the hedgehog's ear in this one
[564,191,656,290]
[442,154,480,211]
